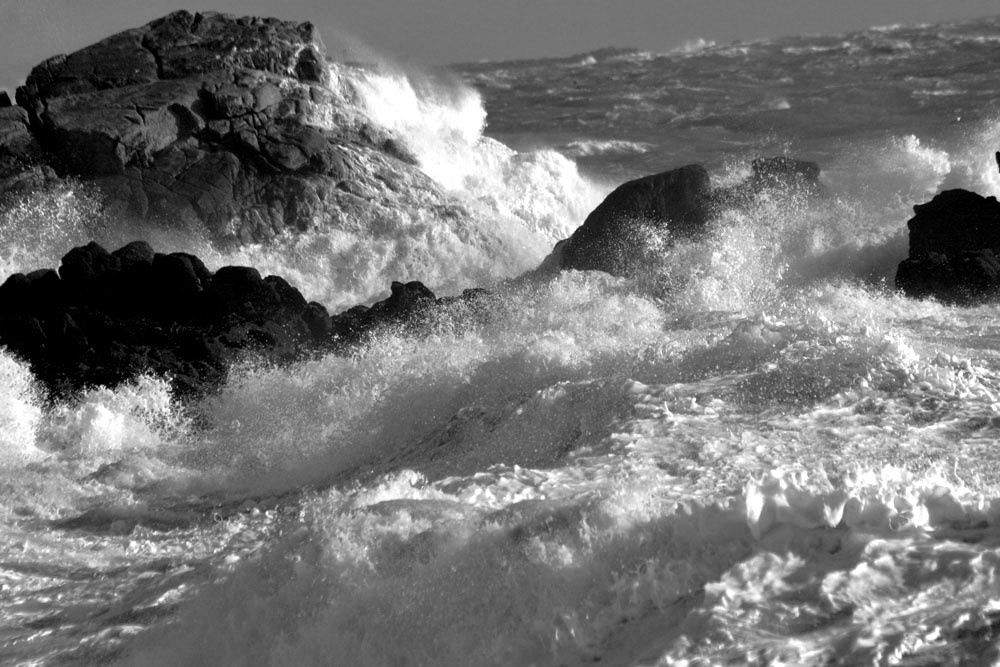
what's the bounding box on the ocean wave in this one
[10,12,1000,664]
[673,37,716,54]
[559,139,655,157]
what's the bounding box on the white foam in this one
[0,351,43,467]
[328,62,602,239]
[0,182,105,277]
[39,375,184,455]
[559,139,654,157]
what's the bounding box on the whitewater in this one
[5,14,1000,666]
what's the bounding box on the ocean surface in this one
[4,15,1000,666]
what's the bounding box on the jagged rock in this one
[547,157,822,276]
[895,188,1000,302]
[0,11,427,243]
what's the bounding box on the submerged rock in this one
[546,156,822,276]
[0,11,430,243]
[0,241,459,399]
[895,188,1000,302]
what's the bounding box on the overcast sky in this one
[2,0,999,93]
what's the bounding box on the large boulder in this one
[552,164,713,274]
[895,188,1000,302]
[0,11,429,243]
[546,157,822,276]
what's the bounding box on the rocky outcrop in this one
[0,241,462,399]
[547,156,822,275]
[895,188,1000,302]
[0,10,431,243]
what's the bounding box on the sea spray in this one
[5,14,1000,666]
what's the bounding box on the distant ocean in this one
[5,15,1000,665]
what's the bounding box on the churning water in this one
[5,15,1000,666]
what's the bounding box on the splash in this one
[327,61,603,238]
[0,351,43,467]
[0,182,105,277]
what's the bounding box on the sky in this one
[2,0,999,93]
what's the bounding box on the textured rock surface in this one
[896,188,1000,302]
[548,157,822,276]
[0,11,432,243]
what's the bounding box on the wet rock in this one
[552,164,713,275]
[547,157,825,277]
[329,280,438,346]
[0,241,479,399]
[59,241,117,284]
[0,241,329,398]
[895,188,1000,302]
[112,241,156,272]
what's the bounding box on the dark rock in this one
[209,265,281,319]
[0,240,477,399]
[0,273,30,308]
[906,190,1000,259]
[545,157,825,277]
[0,92,10,108]
[895,187,1000,303]
[25,269,63,304]
[302,301,332,338]
[60,242,117,284]
[0,242,315,398]
[553,164,712,275]
[329,280,438,345]
[152,253,207,299]
[264,275,308,312]
[112,241,155,272]
[378,280,437,314]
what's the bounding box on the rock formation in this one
[547,156,822,275]
[896,188,1000,302]
[0,10,441,244]
[0,241,457,399]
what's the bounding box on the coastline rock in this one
[895,188,1000,302]
[548,156,822,275]
[0,11,432,243]
[552,164,712,274]
[0,241,466,398]
[0,106,56,195]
